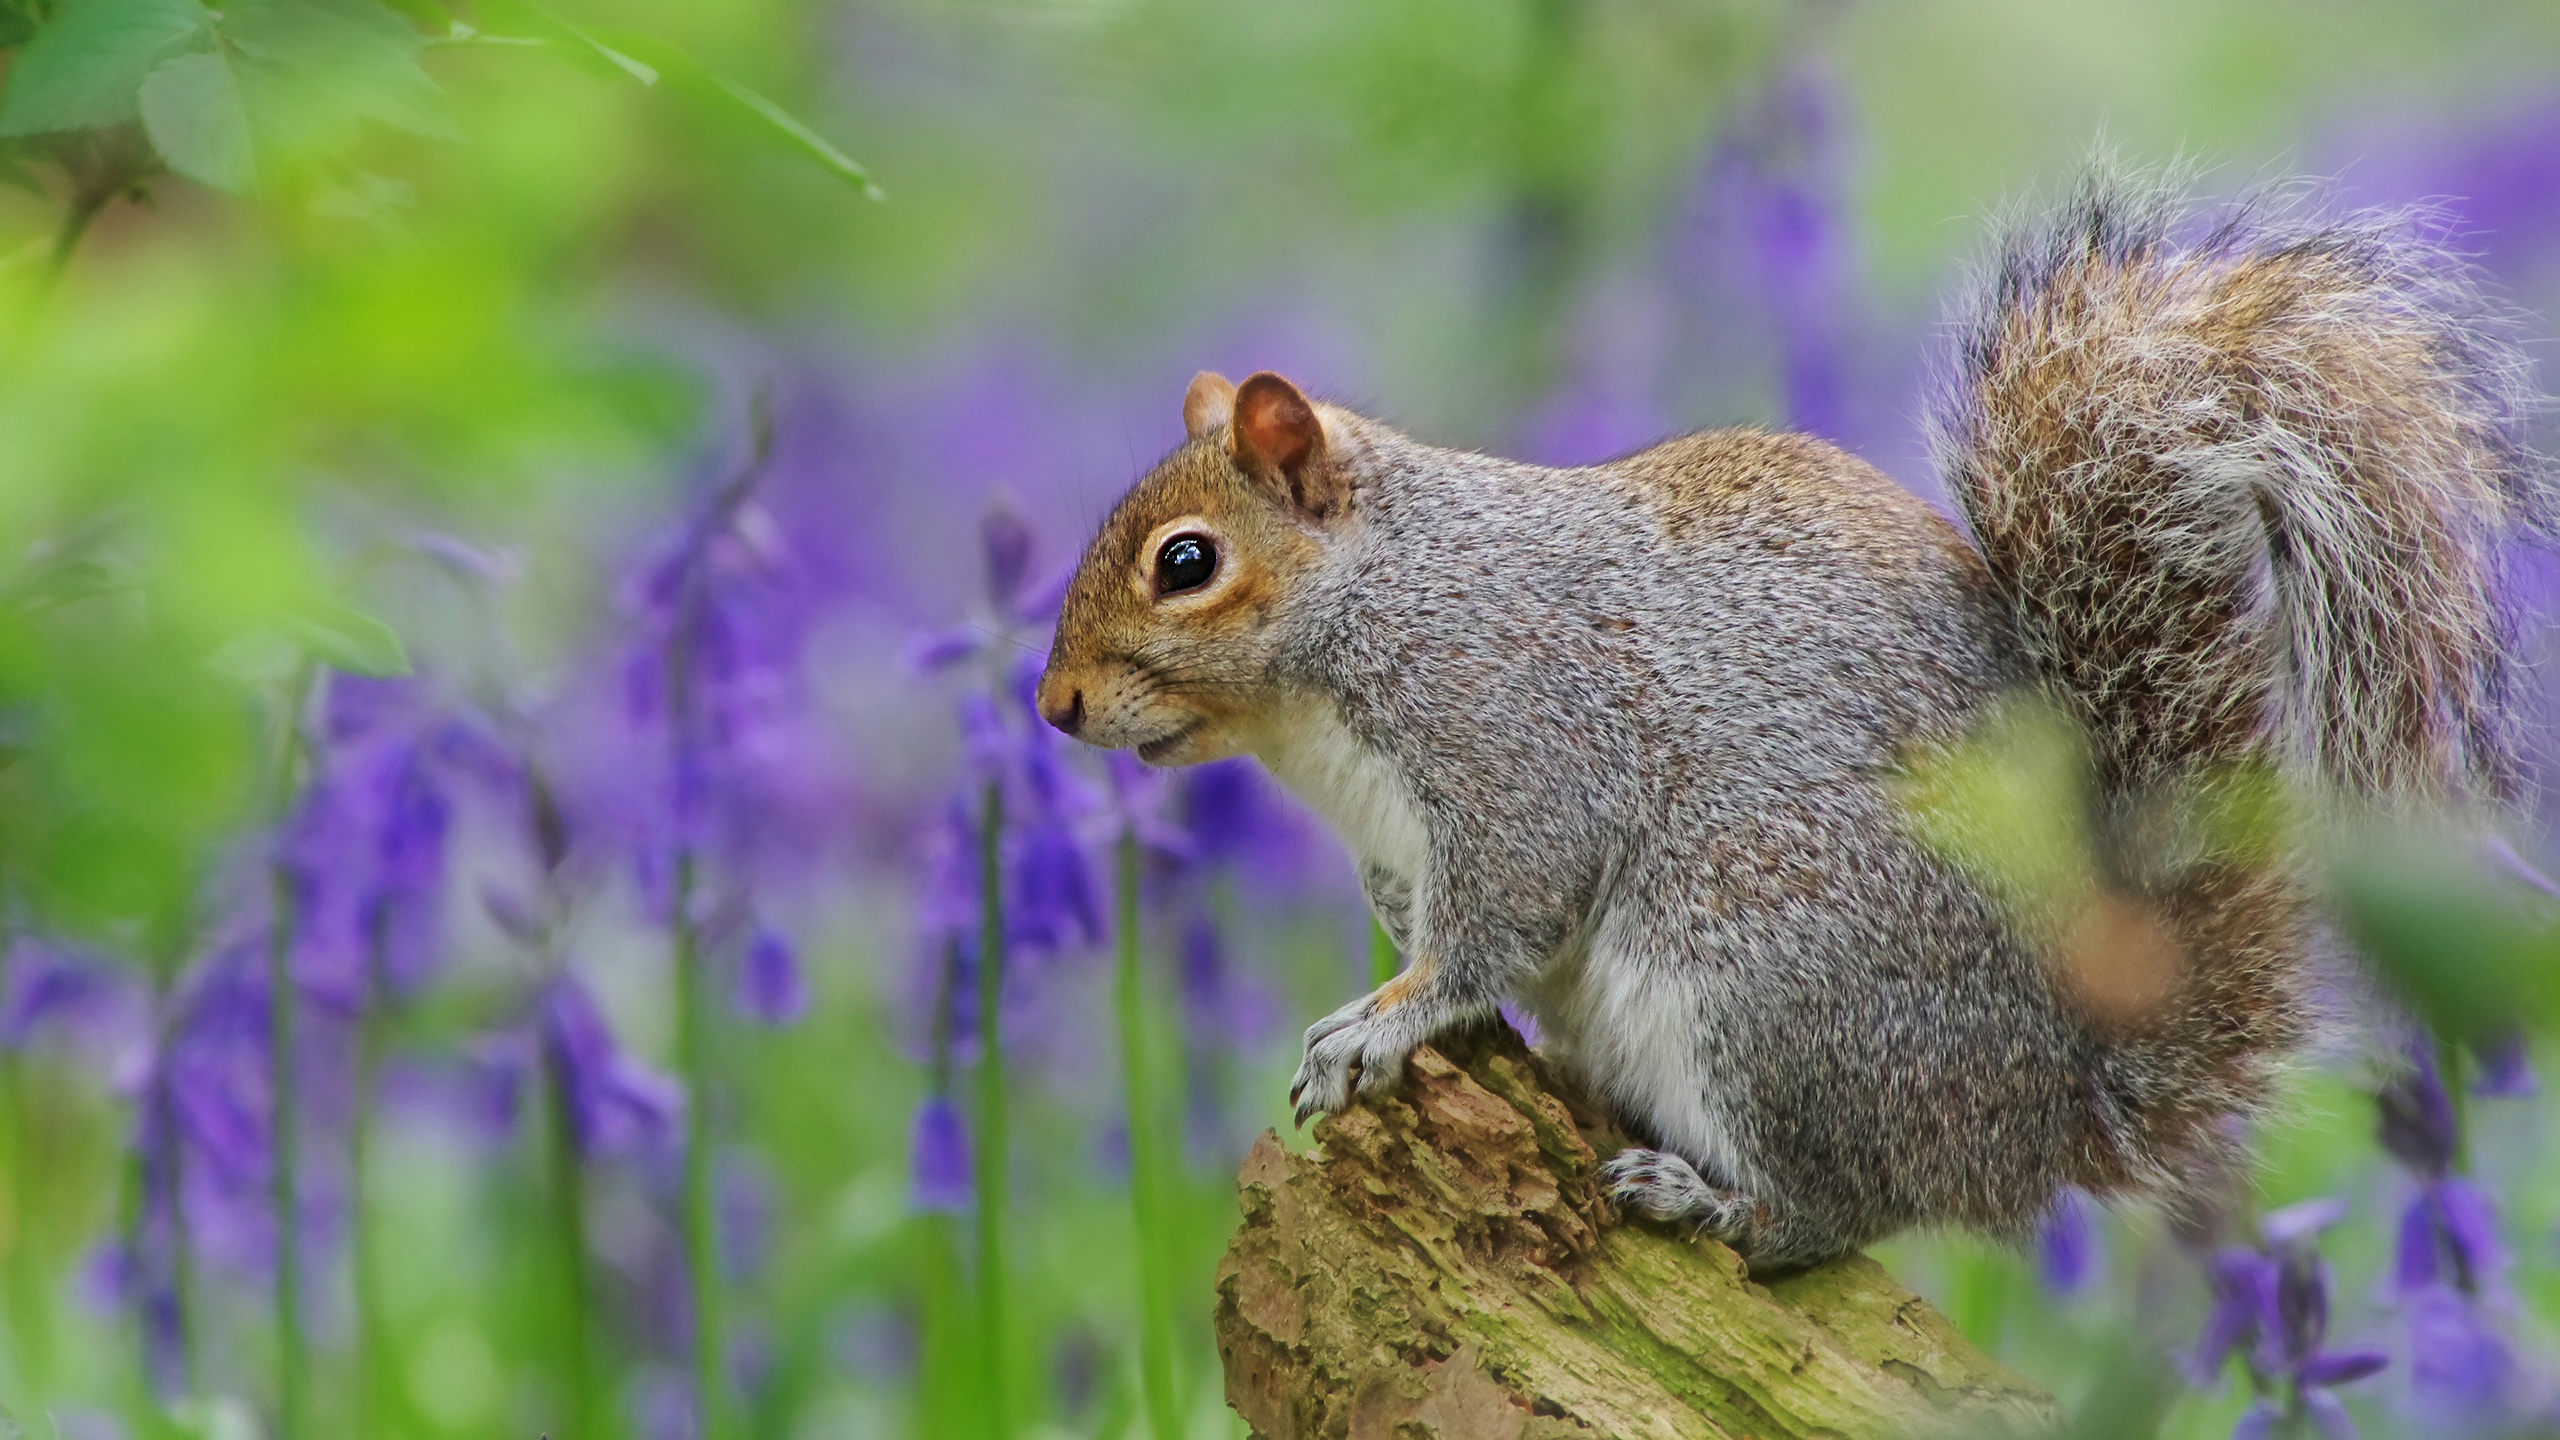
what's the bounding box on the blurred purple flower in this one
[365,740,453,998]
[833,1302,917,1383]
[1,940,142,1059]
[46,1408,129,1440]
[2393,1177,2506,1298]
[2188,1197,2386,1437]
[379,1040,527,1147]
[1516,278,1672,467]
[980,500,1034,613]
[1180,758,1322,900]
[632,1367,696,1440]
[2035,1188,2102,1297]
[908,1095,972,1213]
[1178,913,1274,1053]
[2471,1032,2538,1098]
[734,924,809,1026]
[2377,1049,2460,1180]
[539,976,684,1161]
[2374,1038,2547,1424]
[1673,58,1861,444]
[901,495,1068,677]
[2402,1283,2520,1423]
[2379,1047,2509,1297]
[1103,751,1196,872]
[570,416,864,918]
[718,1153,776,1282]
[409,532,520,586]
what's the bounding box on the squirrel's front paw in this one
[1287,990,1427,1126]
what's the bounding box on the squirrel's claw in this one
[1292,985,1434,1123]
[1600,1148,1762,1249]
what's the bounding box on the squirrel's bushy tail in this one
[1931,171,2548,805]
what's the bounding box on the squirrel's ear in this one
[1232,372,1348,521]
[1183,372,1237,439]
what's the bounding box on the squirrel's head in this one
[1035,370,1351,765]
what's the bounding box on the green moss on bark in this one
[1213,1024,2055,1439]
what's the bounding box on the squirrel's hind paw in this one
[1600,1148,1759,1245]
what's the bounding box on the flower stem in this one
[975,778,1009,1440]
[132,937,196,1408]
[265,660,316,1440]
[1117,834,1180,1440]
[1369,916,1399,988]
[918,1210,975,1438]
[674,847,725,1440]
[540,1045,596,1440]
[658,404,773,1440]
[349,990,387,1438]
[0,928,53,1407]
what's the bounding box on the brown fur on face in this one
[1035,372,1336,765]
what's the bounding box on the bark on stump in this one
[1214,1023,2056,1439]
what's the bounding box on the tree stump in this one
[1213,1022,2057,1439]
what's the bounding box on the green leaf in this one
[0,1,39,49]
[138,49,256,192]
[584,26,879,198]
[0,141,44,195]
[478,0,660,83]
[704,71,879,197]
[223,0,456,153]
[284,600,410,677]
[2,557,117,611]
[0,0,214,136]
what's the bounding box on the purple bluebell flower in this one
[1179,757,1327,902]
[2378,1047,2507,1296]
[364,739,453,999]
[717,1153,776,1282]
[833,1302,918,1383]
[376,1031,529,1149]
[2188,1197,2387,1438]
[632,1367,696,1440]
[908,1095,972,1213]
[980,500,1034,613]
[1670,58,1862,446]
[2400,1283,2518,1422]
[901,494,1071,676]
[734,923,809,1026]
[408,532,520,586]
[45,1408,129,1440]
[2470,1031,2538,1098]
[1177,912,1275,1053]
[1516,279,1673,467]
[1,939,144,1063]
[539,976,684,1161]
[2373,1038,2544,1424]
[2035,1188,2103,1297]
[1103,751,1197,873]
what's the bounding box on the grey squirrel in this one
[1032,172,2550,1268]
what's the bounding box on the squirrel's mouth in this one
[1136,721,1202,764]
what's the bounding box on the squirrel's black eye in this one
[1155,534,1217,595]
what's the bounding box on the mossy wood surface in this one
[1213,1024,2056,1439]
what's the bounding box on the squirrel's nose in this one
[1039,682,1085,738]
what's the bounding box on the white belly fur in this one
[1253,695,1429,912]
[1537,906,1753,1197]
